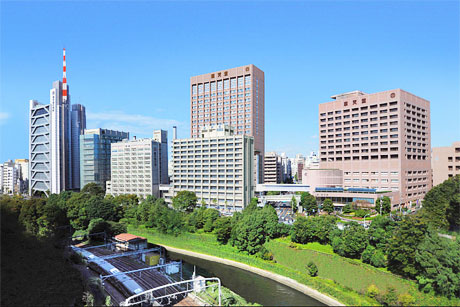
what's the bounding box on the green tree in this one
[291,196,298,213]
[370,249,386,268]
[172,191,197,212]
[332,222,368,259]
[375,196,392,215]
[214,217,232,244]
[322,198,334,214]
[86,196,120,222]
[415,230,460,297]
[421,175,460,230]
[203,208,220,232]
[81,183,105,197]
[367,215,396,251]
[387,216,428,278]
[300,192,317,216]
[361,245,375,264]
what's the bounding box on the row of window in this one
[192,76,251,94]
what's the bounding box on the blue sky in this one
[1,1,459,162]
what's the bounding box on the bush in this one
[256,246,274,261]
[398,293,415,306]
[355,209,370,218]
[307,261,318,277]
[366,284,380,298]
[343,203,353,214]
[380,286,398,306]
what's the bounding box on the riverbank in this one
[163,244,344,306]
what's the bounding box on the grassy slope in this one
[128,226,460,306]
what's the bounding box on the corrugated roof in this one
[114,233,146,242]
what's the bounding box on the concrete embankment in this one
[160,244,345,307]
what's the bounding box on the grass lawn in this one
[128,225,460,307]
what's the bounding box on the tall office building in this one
[319,89,431,206]
[168,125,254,212]
[263,152,282,184]
[106,137,165,199]
[153,130,169,184]
[432,141,460,186]
[30,49,85,195]
[80,128,129,189]
[190,64,265,184]
[71,104,86,189]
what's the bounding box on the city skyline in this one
[1,1,459,162]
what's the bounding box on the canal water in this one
[167,251,326,306]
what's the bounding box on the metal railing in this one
[120,277,222,306]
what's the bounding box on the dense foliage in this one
[421,175,460,231]
[300,192,318,215]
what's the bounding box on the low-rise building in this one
[167,125,254,212]
[432,141,460,186]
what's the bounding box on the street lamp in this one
[363,214,370,227]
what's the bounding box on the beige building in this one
[302,168,343,191]
[432,141,460,186]
[264,152,282,183]
[190,64,264,184]
[167,125,254,212]
[319,89,431,207]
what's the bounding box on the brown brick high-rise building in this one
[190,64,265,183]
[319,89,431,207]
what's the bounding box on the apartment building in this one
[168,125,254,212]
[2,160,19,195]
[264,152,282,184]
[80,128,129,189]
[106,137,163,199]
[319,89,431,206]
[190,64,264,184]
[432,141,460,186]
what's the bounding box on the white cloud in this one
[0,112,10,125]
[86,111,183,138]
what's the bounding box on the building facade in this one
[70,104,86,190]
[80,128,129,189]
[318,89,431,207]
[168,125,254,212]
[29,49,86,195]
[1,160,19,195]
[29,99,51,195]
[264,152,282,184]
[153,130,169,184]
[190,64,264,184]
[14,159,29,193]
[107,137,162,199]
[432,141,460,186]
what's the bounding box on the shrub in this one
[256,246,273,261]
[380,286,398,306]
[307,261,318,277]
[398,293,415,306]
[366,284,380,298]
[355,209,370,218]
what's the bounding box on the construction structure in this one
[71,233,221,306]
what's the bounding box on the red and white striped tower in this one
[62,48,68,102]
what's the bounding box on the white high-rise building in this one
[2,160,19,195]
[29,49,85,196]
[106,137,165,199]
[167,125,254,212]
[280,152,292,182]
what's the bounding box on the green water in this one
[168,251,326,306]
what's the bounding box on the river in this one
[167,251,326,306]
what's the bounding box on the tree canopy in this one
[172,190,198,212]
